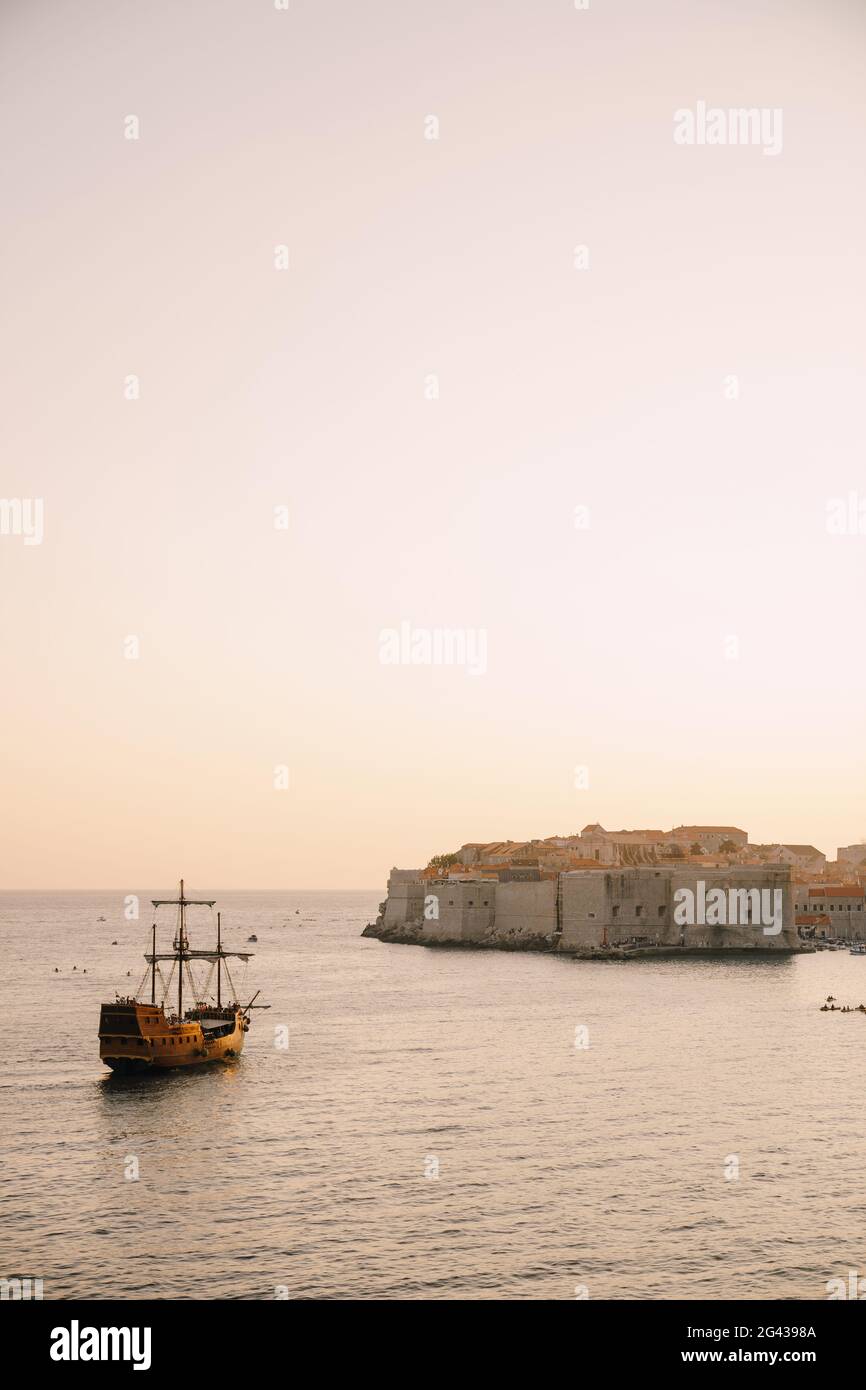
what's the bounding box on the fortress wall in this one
[421,880,496,943]
[559,870,673,949]
[559,874,611,950]
[391,879,556,947]
[604,869,672,943]
[383,875,426,929]
[557,866,797,951]
[669,867,796,949]
[374,865,800,953]
[492,879,558,945]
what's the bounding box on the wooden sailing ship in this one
[98,880,267,1073]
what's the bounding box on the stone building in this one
[575,824,668,864]
[666,825,748,853]
[794,883,866,940]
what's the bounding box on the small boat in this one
[247,934,258,943]
[98,879,269,1074]
[849,943,866,955]
[97,916,106,922]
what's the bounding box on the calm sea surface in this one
[1,889,864,1301]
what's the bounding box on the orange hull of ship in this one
[99,1000,247,1073]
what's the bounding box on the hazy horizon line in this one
[0,886,384,894]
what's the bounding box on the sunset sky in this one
[1,0,864,888]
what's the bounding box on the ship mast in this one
[151,922,156,1004]
[147,883,252,1015]
[177,878,186,1019]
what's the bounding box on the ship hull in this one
[103,1056,157,1074]
[99,1000,248,1072]
[102,1050,242,1073]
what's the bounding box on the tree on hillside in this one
[427,852,460,871]
[690,842,704,855]
[719,839,739,854]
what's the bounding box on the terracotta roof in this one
[671,825,746,835]
[610,829,666,841]
[809,885,864,898]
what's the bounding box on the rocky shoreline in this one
[361,920,810,960]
